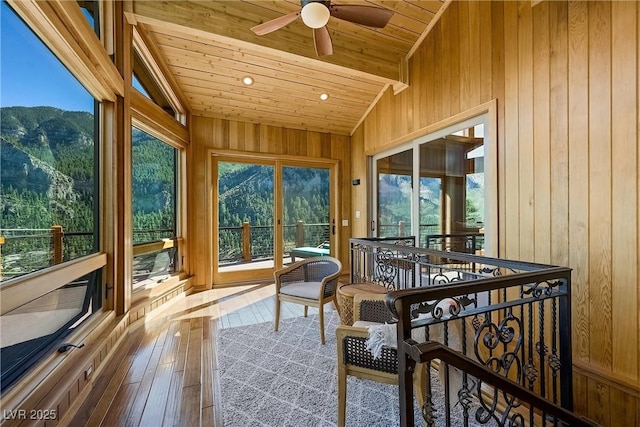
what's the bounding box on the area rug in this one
[215,310,491,427]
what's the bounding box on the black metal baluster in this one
[461,317,470,427]
[528,299,535,423]
[552,297,558,405]
[443,321,451,426]
[539,294,547,424]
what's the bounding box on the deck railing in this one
[349,237,591,427]
[219,221,330,264]
[0,227,95,281]
[0,227,174,281]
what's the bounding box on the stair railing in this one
[349,237,593,427]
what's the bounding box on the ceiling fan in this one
[250,0,394,57]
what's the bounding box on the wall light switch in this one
[355,211,361,218]
[342,219,348,226]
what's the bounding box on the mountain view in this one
[0,107,332,274]
[1,107,484,276]
[1,106,95,231]
[218,163,329,227]
[217,163,330,262]
[0,106,176,279]
[378,171,484,241]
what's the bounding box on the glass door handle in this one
[371,220,375,232]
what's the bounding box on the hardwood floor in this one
[70,283,327,427]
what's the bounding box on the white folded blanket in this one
[364,298,458,360]
[365,323,397,359]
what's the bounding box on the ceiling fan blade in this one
[329,5,393,28]
[313,26,333,56]
[251,11,300,35]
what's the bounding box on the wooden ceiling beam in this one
[162,54,380,100]
[131,1,401,83]
[150,33,384,93]
[192,107,353,135]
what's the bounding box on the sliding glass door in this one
[282,166,330,263]
[217,161,275,274]
[372,113,495,255]
[418,124,486,252]
[374,149,413,237]
[213,157,335,285]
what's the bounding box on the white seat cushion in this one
[279,281,323,299]
[353,320,383,328]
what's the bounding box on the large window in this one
[372,111,496,256]
[132,127,178,291]
[419,124,485,253]
[0,1,102,388]
[0,2,100,277]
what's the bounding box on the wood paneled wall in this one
[189,116,351,288]
[352,1,639,424]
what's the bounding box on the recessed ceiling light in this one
[242,76,254,85]
[320,93,329,101]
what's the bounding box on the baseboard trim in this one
[573,361,640,398]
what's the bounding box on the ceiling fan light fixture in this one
[301,2,330,29]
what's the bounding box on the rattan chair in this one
[274,256,342,344]
[336,293,426,427]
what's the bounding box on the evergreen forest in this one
[1,106,484,275]
[217,162,330,261]
[0,106,175,278]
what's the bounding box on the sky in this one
[1,2,95,113]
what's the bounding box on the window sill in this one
[130,273,193,318]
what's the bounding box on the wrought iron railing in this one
[349,238,592,427]
[408,342,597,427]
[425,232,485,254]
[378,223,440,241]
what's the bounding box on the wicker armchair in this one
[274,256,342,344]
[336,294,426,427]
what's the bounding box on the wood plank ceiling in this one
[129,1,448,135]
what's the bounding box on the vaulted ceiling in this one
[128,1,449,135]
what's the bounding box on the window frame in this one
[0,0,118,395]
[370,101,499,257]
[129,63,189,300]
[7,0,123,102]
[0,2,108,311]
[127,18,189,299]
[131,26,188,125]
